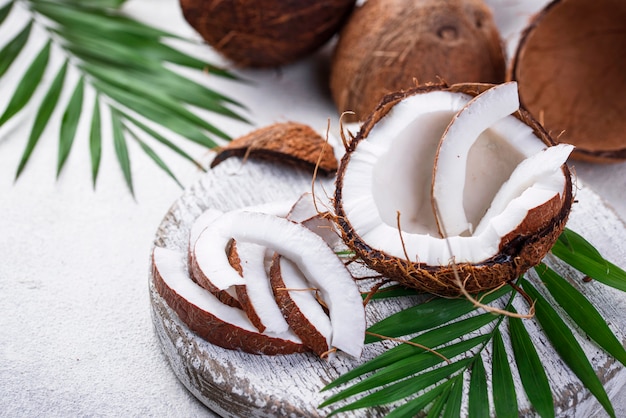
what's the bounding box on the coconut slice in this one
[194,210,366,358]
[151,247,306,355]
[269,253,333,357]
[188,209,242,308]
[334,83,574,296]
[432,82,520,237]
[232,242,291,335]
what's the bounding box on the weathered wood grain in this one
[150,157,626,417]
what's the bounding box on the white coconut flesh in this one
[340,84,573,266]
[274,256,333,351]
[235,241,291,334]
[193,210,365,358]
[152,246,302,343]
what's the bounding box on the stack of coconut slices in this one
[151,81,575,359]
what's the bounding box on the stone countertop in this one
[0,0,624,417]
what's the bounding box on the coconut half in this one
[334,82,574,296]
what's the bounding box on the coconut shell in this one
[334,83,574,296]
[330,0,506,121]
[179,0,356,68]
[211,122,338,175]
[511,0,626,163]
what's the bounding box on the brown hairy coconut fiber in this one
[330,0,506,121]
[333,83,574,297]
[179,0,356,68]
[511,0,626,163]
[210,122,338,175]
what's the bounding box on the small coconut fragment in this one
[211,122,338,176]
[330,0,506,121]
[511,0,626,162]
[195,210,366,358]
[152,247,306,355]
[179,0,356,68]
[269,253,333,357]
[287,192,341,248]
[334,83,574,296]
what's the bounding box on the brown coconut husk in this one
[330,0,506,122]
[511,0,626,163]
[211,122,338,175]
[179,0,356,68]
[333,83,574,297]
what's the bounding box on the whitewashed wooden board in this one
[149,156,626,417]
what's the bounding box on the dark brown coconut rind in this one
[511,0,626,163]
[269,253,330,357]
[188,240,243,309]
[152,251,308,355]
[333,84,574,296]
[211,122,338,176]
[330,0,506,121]
[179,0,356,68]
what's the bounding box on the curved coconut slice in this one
[210,122,338,176]
[233,242,291,335]
[432,81,520,237]
[474,144,574,235]
[151,247,306,355]
[269,253,333,357]
[188,208,242,308]
[334,83,574,295]
[194,210,366,358]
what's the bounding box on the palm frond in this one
[323,228,626,417]
[1,0,248,193]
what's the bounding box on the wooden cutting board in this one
[149,157,626,417]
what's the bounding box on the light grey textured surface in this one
[1,0,625,417]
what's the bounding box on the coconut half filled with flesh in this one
[334,82,574,296]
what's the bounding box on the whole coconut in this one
[511,0,626,163]
[330,0,506,121]
[180,0,356,68]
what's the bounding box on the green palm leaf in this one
[387,379,454,418]
[365,286,510,342]
[0,1,14,25]
[0,40,50,126]
[110,108,133,195]
[2,0,247,191]
[15,59,68,179]
[467,356,488,418]
[491,329,518,418]
[509,310,554,418]
[57,75,84,176]
[551,228,626,291]
[0,21,31,78]
[535,263,626,366]
[441,375,464,418]
[89,94,102,187]
[522,279,615,417]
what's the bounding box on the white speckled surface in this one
[0,0,624,417]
